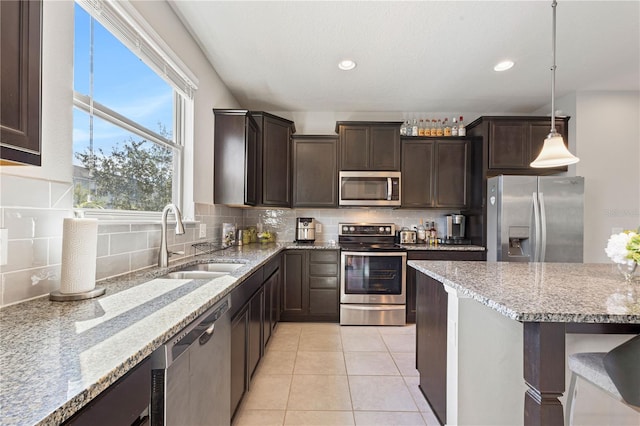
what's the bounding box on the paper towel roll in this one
[60,218,98,294]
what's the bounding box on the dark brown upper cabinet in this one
[213,110,259,206]
[336,122,402,171]
[1,0,42,166]
[292,135,338,208]
[401,138,469,209]
[466,116,570,176]
[251,112,295,207]
[213,110,294,207]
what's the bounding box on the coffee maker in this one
[295,217,316,242]
[445,214,469,244]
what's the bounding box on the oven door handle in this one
[341,251,407,258]
[341,304,406,311]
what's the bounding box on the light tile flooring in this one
[232,322,440,426]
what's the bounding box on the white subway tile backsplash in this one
[2,266,59,306]
[110,231,148,255]
[96,253,130,280]
[130,248,157,271]
[3,208,71,239]
[48,236,63,265]
[2,239,47,272]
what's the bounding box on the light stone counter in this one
[409,260,639,426]
[409,261,640,323]
[0,242,335,426]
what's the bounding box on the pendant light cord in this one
[550,0,558,134]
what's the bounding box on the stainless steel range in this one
[339,223,407,326]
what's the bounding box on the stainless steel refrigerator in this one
[487,175,584,262]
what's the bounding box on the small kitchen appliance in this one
[444,214,467,244]
[399,228,417,244]
[295,217,316,242]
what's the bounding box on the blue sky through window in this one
[73,3,174,165]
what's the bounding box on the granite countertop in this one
[0,242,334,426]
[409,261,640,324]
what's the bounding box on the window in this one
[72,0,196,215]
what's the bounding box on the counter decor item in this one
[605,228,640,282]
[222,223,236,248]
[50,218,105,301]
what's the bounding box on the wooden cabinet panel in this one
[416,273,448,425]
[0,0,42,166]
[370,126,401,170]
[256,113,293,207]
[282,251,307,318]
[292,135,338,207]
[489,121,528,169]
[467,115,570,176]
[248,288,263,380]
[213,110,259,206]
[434,141,468,208]
[340,126,369,170]
[230,306,248,417]
[64,358,150,425]
[281,249,339,322]
[401,140,434,208]
[309,289,339,315]
[401,138,469,209]
[406,250,485,323]
[337,122,402,171]
[215,110,293,207]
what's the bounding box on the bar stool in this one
[565,335,640,426]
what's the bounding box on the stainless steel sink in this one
[190,262,244,273]
[165,270,230,280]
[165,262,245,279]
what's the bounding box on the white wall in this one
[575,91,640,262]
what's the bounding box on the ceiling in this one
[169,1,640,114]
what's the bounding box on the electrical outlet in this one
[0,228,7,266]
[315,223,322,233]
[199,224,207,238]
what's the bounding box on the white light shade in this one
[494,60,515,71]
[530,133,580,168]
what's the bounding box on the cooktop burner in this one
[338,223,405,252]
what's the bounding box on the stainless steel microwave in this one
[339,171,401,206]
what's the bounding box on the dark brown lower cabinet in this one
[416,272,448,425]
[248,287,263,380]
[63,357,151,425]
[229,255,281,419]
[230,305,249,418]
[282,250,339,322]
[406,250,485,323]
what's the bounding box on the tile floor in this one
[232,322,440,426]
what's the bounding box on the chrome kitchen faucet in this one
[158,204,185,268]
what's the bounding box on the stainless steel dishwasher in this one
[150,297,231,426]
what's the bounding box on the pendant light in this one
[530,0,579,168]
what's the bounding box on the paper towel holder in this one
[50,286,105,301]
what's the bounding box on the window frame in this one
[73,0,197,221]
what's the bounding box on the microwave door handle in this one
[387,178,392,200]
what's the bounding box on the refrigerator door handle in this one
[539,192,547,262]
[532,192,542,262]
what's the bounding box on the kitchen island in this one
[409,261,640,426]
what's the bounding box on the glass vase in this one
[617,261,638,282]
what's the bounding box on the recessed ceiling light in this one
[494,60,515,72]
[338,59,357,71]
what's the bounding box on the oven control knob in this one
[385,227,391,233]
[342,226,349,233]
[349,226,355,232]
